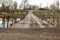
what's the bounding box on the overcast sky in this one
[13,0,57,8]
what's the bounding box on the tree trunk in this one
[14,18,17,23]
[52,11,55,26]
[12,18,13,25]
[56,17,60,28]
[2,15,5,28]
[11,13,13,25]
[7,16,9,28]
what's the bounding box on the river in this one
[0,18,20,28]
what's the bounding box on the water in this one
[0,18,20,28]
[0,21,12,28]
[0,21,3,28]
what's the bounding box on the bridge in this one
[11,10,55,28]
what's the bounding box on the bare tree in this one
[13,1,17,23]
[1,0,13,28]
[50,3,56,26]
[55,0,60,28]
[20,0,28,9]
[55,0,59,10]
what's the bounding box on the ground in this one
[0,29,60,40]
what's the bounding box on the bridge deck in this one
[11,10,54,28]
